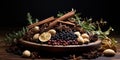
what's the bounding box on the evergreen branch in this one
[27,12,33,24]
[4,27,28,45]
[35,18,39,22]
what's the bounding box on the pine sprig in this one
[92,19,114,39]
[80,18,96,32]
[27,12,39,24]
[57,11,64,17]
[4,27,28,45]
[27,12,33,24]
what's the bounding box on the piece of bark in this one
[28,16,55,29]
[48,10,76,29]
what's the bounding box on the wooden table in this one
[0,47,120,60]
[0,29,120,60]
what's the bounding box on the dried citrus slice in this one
[39,32,51,42]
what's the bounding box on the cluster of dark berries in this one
[51,30,77,40]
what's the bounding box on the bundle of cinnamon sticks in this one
[28,10,76,29]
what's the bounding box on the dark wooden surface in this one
[0,30,120,60]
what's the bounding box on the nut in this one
[48,29,56,35]
[81,33,89,39]
[31,26,40,32]
[74,31,81,37]
[33,33,40,41]
[83,38,90,44]
[22,50,31,57]
[103,49,116,57]
[77,36,84,44]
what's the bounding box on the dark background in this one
[0,0,119,34]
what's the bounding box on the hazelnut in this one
[33,33,40,40]
[32,26,40,32]
[22,50,31,57]
[48,29,56,35]
[83,38,90,44]
[77,36,84,44]
[81,33,89,39]
[74,31,81,37]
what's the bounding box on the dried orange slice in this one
[39,32,51,42]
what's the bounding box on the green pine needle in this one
[27,12,33,24]
[4,27,28,45]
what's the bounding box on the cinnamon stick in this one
[28,16,55,29]
[48,10,75,29]
[58,21,75,26]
